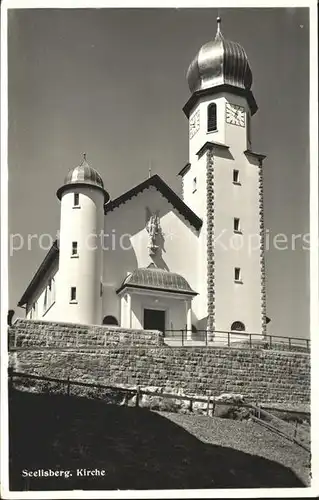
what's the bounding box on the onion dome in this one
[57,154,110,202]
[117,264,197,295]
[187,17,253,94]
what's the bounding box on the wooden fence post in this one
[206,395,211,415]
[8,367,13,391]
[189,399,193,412]
[212,401,216,416]
[135,386,140,407]
[66,376,70,396]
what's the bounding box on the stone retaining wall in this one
[9,319,164,348]
[8,319,310,404]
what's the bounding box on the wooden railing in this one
[8,369,310,453]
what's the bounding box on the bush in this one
[158,398,180,413]
[215,404,251,420]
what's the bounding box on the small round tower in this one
[55,154,109,325]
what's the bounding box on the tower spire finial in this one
[216,16,222,38]
[83,152,87,161]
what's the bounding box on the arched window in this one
[231,321,245,332]
[102,315,119,326]
[207,103,217,132]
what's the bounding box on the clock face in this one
[226,103,246,127]
[189,109,200,139]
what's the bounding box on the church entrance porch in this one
[119,288,194,335]
[116,265,197,339]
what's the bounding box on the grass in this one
[9,388,310,491]
[162,412,310,486]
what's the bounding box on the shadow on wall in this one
[9,389,305,491]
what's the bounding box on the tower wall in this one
[212,150,263,334]
[183,89,265,335]
[55,187,104,325]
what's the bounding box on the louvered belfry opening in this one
[207,103,217,132]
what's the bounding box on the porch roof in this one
[116,265,197,296]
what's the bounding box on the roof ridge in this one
[105,174,202,231]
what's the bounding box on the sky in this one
[7,7,310,338]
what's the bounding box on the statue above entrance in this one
[145,208,162,256]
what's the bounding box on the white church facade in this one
[18,19,268,341]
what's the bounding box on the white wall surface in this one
[102,186,201,326]
[213,152,262,333]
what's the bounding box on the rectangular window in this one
[43,278,56,315]
[74,193,79,206]
[234,218,240,232]
[70,287,77,301]
[233,170,239,183]
[192,177,197,193]
[234,268,241,282]
[71,241,78,256]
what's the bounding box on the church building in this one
[17,18,267,342]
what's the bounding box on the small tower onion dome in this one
[57,154,110,203]
[186,17,253,95]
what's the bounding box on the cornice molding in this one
[197,141,229,159]
[183,84,258,119]
[177,162,191,177]
[244,149,267,162]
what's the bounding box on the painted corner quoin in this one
[206,148,215,332]
[259,158,267,336]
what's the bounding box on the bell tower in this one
[180,18,267,339]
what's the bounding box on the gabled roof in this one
[104,174,203,231]
[18,240,59,307]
